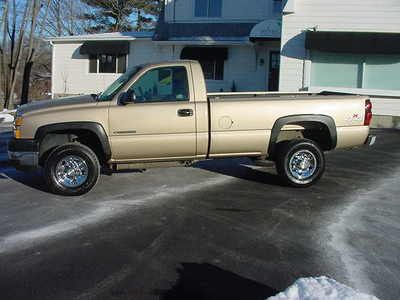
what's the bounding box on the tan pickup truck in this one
[8,60,375,195]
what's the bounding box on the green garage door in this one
[311,51,400,90]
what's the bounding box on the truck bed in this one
[206,91,370,157]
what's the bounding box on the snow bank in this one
[0,109,15,124]
[267,277,379,300]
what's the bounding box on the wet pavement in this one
[0,128,399,300]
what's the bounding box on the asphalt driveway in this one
[0,128,399,300]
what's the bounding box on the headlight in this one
[13,115,23,139]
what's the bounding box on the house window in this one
[273,0,282,14]
[310,51,400,90]
[200,60,224,80]
[195,0,222,17]
[180,47,227,81]
[89,54,127,74]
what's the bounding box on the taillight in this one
[364,99,373,126]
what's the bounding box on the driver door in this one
[108,65,197,161]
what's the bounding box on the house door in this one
[268,51,280,91]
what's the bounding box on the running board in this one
[113,160,195,171]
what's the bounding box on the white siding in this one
[52,40,280,95]
[164,0,279,23]
[52,40,159,96]
[280,0,400,92]
[128,41,179,66]
[52,42,122,95]
[206,43,280,92]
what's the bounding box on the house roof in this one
[46,31,154,42]
[153,22,258,42]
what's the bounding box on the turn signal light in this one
[14,116,23,139]
[14,128,21,139]
[14,116,23,126]
[364,100,373,126]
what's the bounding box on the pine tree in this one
[133,0,161,31]
[81,0,161,33]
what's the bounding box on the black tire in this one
[44,143,100,196]
[275,139,325,187]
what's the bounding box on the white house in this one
[279,0,400,119]
[48,0,283,97]
[48,0,400,125]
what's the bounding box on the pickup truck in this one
[8,60,375,195]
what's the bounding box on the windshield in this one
[97,66,142,101]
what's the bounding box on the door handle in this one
[177,109,193,117]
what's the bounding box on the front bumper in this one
[8,138,39,170]
[364,135,377,146]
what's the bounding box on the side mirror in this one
[117,91,135,105]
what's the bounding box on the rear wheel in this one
[275,139,325,187]
[44,143,100,196]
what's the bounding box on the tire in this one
[275,139,325,188]
[44,143,100,196]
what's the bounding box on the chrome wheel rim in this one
[55,155,88,188]
[288,150,317,182]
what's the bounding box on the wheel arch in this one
[35,122,111,164]
[268,114,337,158]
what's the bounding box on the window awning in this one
[180,47,228,60]
[305,31,400,54]
[79,41,130,55]
[249,20,282,41]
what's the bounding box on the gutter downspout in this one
[173,0,176,23]
[49,41,55,98]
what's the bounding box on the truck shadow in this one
[195,158,284,186]
[158,263,277,300]
[0,165,48,193]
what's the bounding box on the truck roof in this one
[140,60,198,68]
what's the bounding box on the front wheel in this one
[44,143,100,196]
[275,139,325,187]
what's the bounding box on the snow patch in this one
[327,167,400,294]
[267,276,379,300]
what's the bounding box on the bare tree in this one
[20,0,49,104]
[41,0,92,37]
[0,0,32,109]
[0,0,94,108]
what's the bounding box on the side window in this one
[195,0,222,17]
[128,66,189,103]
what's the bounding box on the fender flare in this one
[35,122,111,161]
[268,114,337,157]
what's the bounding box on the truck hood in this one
[18,95,96,115]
